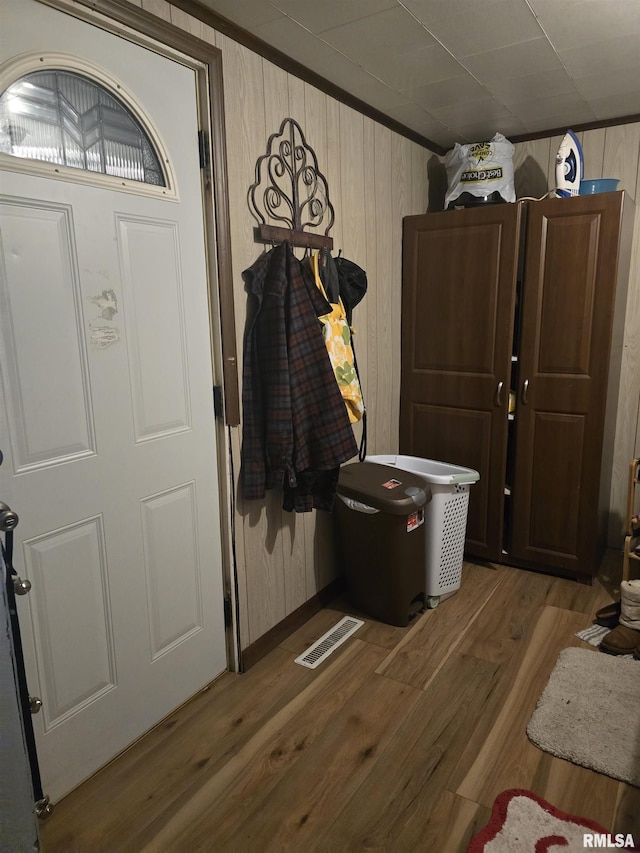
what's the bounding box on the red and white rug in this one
[467,789,633,852]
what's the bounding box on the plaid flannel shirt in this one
[241,242,357,512]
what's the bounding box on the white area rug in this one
[527,648,640,787]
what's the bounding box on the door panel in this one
[400,204,521,560]
[411,223,505,375]
[510,193,625,576]
[1,200,96,469]
[23,516,115,723]
[0,0,227,800]
[535,216,599,375]
[117,215,192,440]
[523,411,584,556]
[141,482,203,659]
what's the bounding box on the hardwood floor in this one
[41,560,640,852]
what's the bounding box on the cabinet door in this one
[400,204,521,561]
[510,192,626,578]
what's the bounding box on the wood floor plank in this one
[530,750,620,830]
[455,565,565,664]
[278,598,417,655]
[375,561,504,688]
[277,606,352,654]
[614,784,640,837]
[323,591,415,649]
[421,791,492,853]
[222,672,423,852]
[137,639,389,851]
[41,647,316,851]
[39,565,634,852]
[311,653,500,851]
[453,605,598,808]
[543,574,612,615]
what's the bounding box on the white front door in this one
[0,0,228,801]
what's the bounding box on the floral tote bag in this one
[311,252,365,424]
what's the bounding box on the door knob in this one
[30,695,43,714]
[494,380,504,407]
[35,795,53,819]
[522,379,530,405]
[0,501,19,532]
[13,576,31,595]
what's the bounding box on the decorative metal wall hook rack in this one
[248,117,335,250]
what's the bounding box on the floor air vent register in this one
[294,616,364,669]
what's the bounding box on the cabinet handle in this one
[494,381,504,407]
[522,379,529,404]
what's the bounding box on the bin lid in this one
[366,454,480,485]
[337,462,430,514]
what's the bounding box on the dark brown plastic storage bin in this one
[333,462,431,626]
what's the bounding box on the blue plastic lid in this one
[579,178,619,194]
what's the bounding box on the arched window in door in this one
[0,69,165,185]
[0,58,175,195]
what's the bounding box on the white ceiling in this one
[193,0,640,151]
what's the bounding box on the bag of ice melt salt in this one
[444,133,515,208]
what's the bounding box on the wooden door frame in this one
[30,0,241,670]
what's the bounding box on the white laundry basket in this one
[366,455,480,607]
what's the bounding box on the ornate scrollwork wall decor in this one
[248,117,334,249]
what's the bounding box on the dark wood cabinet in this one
[401,192,634,581]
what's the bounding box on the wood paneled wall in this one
[220,48,430,649]
[137,0,431,648]
[135,1,639,650]
[511,126,640,546]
